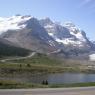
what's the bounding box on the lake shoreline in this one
[0,80,95,88]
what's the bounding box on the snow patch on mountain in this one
[64,22,86,42]
[40,18,88,47]
[89,54,95,61]
[0,15,32,34]
[55,38,83,46]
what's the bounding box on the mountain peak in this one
[42,17,52,22]
[63,21,83,37]
[39,17,53,26]
[64,21,76,27]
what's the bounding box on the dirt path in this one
[0,52,36,62]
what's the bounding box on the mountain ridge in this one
[0,15,94,59]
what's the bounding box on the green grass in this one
[0,62,68,74]
[49,82,95,88]
[0,53,95,88]
[0,80,48,89]
[9,53,61,66]
[0,80,95,89]
[0,53,95,74]
[0,53,66,74]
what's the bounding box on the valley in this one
[0,53,95,88]
[0,15,95,89]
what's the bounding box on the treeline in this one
[0,42,30,57]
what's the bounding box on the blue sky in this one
[0,0,95,40]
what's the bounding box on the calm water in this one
[1,73,95,84]
[30,73,95,84]
[47,73,95,84]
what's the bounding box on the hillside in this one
[0,38,30,58]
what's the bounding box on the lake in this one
[1,73,95,84]
[29,73,95,84]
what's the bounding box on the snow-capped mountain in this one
[0,15,32,34]
[40,18,90,49]
[0,15,58,53]
[0,15,94,58]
